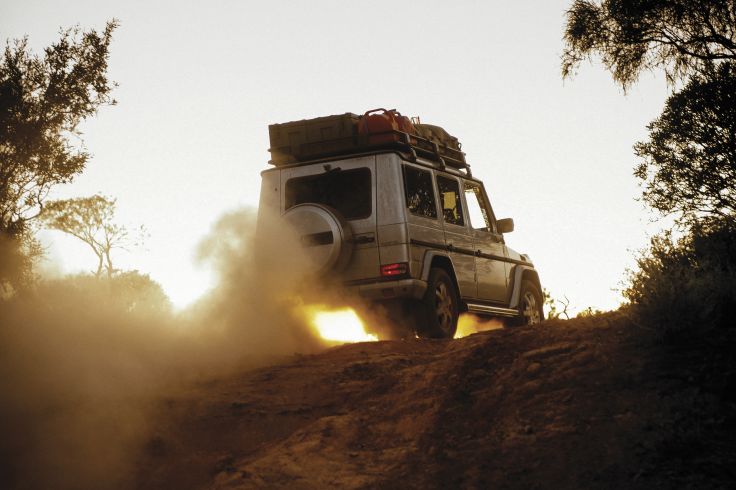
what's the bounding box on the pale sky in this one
[2,0,671,311]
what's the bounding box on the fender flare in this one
[508,265,541,309]
[420,250,456,282]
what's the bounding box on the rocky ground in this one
[135,311,735,489]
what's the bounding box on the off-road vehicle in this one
[258,109,544,338]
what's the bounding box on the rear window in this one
[285,168,371,220]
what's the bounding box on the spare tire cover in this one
[283,204,353,275]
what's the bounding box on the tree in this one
[0,21,117,285]
[41,195,141,278]
[562,0,736,88]
[634,62,736,224]
[563,1,736,225]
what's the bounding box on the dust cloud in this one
[0,207,331,489]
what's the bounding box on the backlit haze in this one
[2,0,671,311]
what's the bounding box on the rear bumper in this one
[345,278,427,301]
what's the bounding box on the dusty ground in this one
[135,311,735,489]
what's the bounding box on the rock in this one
[527,362,542,374]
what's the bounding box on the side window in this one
[464,182,493,231]
[403,165,437,219]
[437,175,464,226]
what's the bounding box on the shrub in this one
[31,271,172,317]
[624,218,736,337]
[576,307,605,318]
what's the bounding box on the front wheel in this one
[512,279,544,326]
[415,268,459,339]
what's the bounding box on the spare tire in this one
[283,204,353,275]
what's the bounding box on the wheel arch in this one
[420,252,465,312]
[508,265,542,309]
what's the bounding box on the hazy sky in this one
[2,0,671,311]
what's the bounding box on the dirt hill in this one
[135,311,735,489]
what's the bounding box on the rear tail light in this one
[381,262,408,277]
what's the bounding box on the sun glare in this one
[157,268,215,311]
[455,313,504,338]
[308,307,378,343]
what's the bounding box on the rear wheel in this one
[513,279,544,326]
[415,268,459,339]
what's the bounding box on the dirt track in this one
[135,312,734,489]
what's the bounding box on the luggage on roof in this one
[413,124,461,152]
[268,113,360,166]
[267,108,467,170]
[356,108,415,145]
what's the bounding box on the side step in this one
[466,303,519,318]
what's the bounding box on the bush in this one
[42,271,172,315]
[624,218,736,337]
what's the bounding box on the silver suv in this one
[258,112,544,338]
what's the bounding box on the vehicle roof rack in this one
[267,112,471,175]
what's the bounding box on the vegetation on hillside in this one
[624,218,736,336]
[563,0,736,335]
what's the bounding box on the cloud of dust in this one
[0,206,333,489]
[184,207,329,368]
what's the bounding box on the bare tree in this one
[41,195,141,278]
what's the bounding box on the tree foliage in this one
[110,270,172,314]
[635,62,736,223]
[563,1,736,225]
[562,0,736,87]
[0,21,117,238]
[0,21,116,289]
[0,227,42,296]
[41,195,140,278]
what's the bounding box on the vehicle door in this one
[401,163,445,281]
[463,181,509,302]
[280,155,379,281]
[436,174,476,298]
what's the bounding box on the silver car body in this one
[258,151,541,319]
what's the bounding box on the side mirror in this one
[497,218,514,234]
